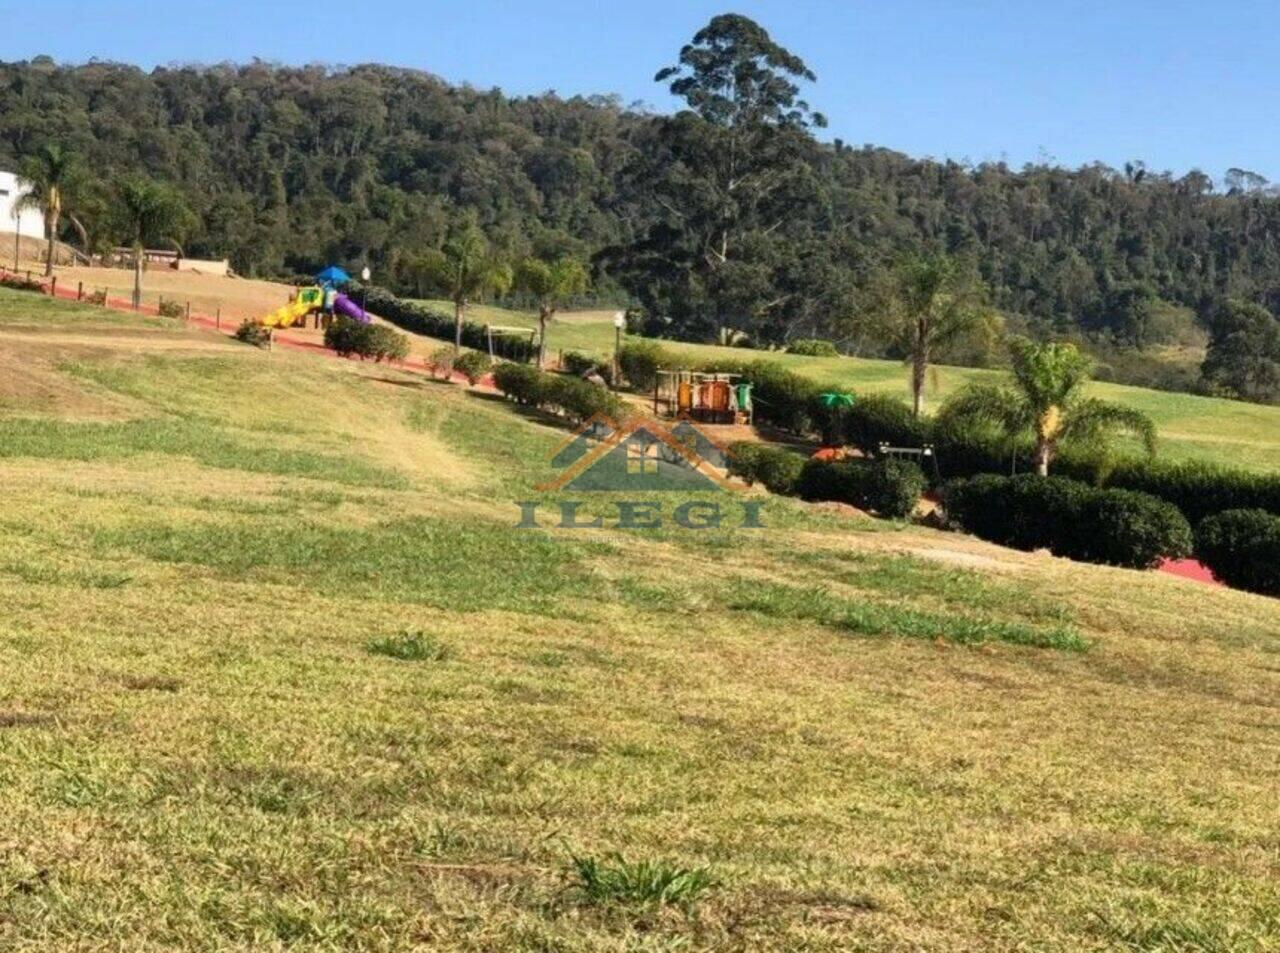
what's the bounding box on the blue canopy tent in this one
[315,265,351,285]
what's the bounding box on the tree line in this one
[1,13,1277,403]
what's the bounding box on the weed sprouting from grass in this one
[366,630,450,662]
[728,581,1088,652]
[568,853,717,908]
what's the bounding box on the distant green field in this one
[420,298,1280,473]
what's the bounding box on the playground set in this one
[256,265,370,330]
[652,370,754,425]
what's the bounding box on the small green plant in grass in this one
[568,853,717,908]
[157,298,185,318]
[86,289,107,305]
[366,630,450,662]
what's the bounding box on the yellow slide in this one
[257,286,324,329]
[259,298,313,329]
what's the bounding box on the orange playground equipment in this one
[652,370,753,425]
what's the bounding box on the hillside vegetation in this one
[0,288,1277,949]
[418,297,1280,472]
[6,54,1280,365]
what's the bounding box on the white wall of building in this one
[0,171,46,239]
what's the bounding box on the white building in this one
[0,170,45,239]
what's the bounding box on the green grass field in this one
[419,299,1280,472]
[1,288,1278,949]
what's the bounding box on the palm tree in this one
[876,253,998,417]
[114,178,190,309]
[417,222,513,354]
[15,144,83,276]
[938,337,1157,476]
[515,256,589,368]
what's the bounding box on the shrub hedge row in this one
[942,474,1193,569]
[621,335,1280,526]
[346,282,536,364]
[492,363,627,425]
[797,458,926,519]
[1194,509,1280,596]
[785,338,839,357]
[727,442,925,519]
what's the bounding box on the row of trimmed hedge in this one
[620,339,1280,527]
[492,363,627,425]
[728,442,925,519]
[344,282,536,364]
[942,474,1193,569]
[1194,509,1280,596]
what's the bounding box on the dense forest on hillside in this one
[2,21,1279,401]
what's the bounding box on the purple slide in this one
[333,292,370,324]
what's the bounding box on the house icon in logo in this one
[537,414,741,493]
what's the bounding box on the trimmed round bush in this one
[797,459,865,506]
[1065,489,1192,568]
[367,324,409,363]
[562,351,599,376]
[941,474,1015,543]
[864,459,926,519]
[454,350,493,384]
[1195,509,1280,596]
[542,375,625,424]
[727,442,805,495]
[493,362,544,405]
[324,316,374,357]
[1006,474,1092,552]
[427,346,455,380]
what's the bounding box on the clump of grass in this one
[568,853,717,908]
[366,630,450,662]
[120,674,183,693]
[728,580,1088,652]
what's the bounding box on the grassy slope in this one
[421,299,1280,473]
[2,288,1277,949]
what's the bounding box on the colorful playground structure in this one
[652,370,753,425]
[256,266,370,329]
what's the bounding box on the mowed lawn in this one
[0,288,1278,950]
[418,298,1280,473]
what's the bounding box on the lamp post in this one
[613,311,626,389]
[360,265,371,316]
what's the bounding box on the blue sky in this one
[5,0,1278,182]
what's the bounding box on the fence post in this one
[186,301,191,320]
[78,281,83,300]
[50,277,57,297]
[216,307,221,330]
